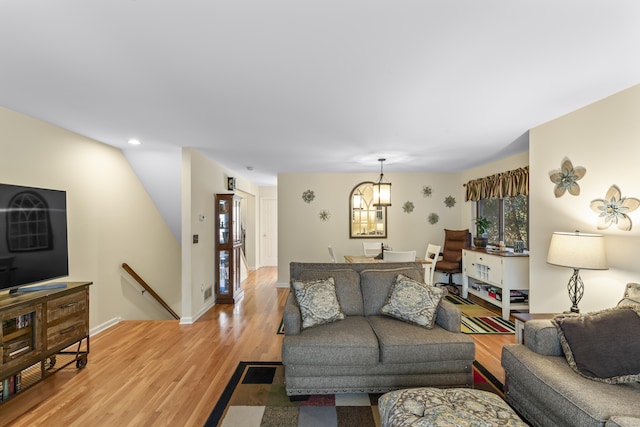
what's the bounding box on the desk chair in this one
[382,250,416,262]
[362,242,382,257]
[434,229,470,288]
[423,244,441,286]
[328,245,337,263]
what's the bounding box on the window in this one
[349,182,387,238]
[477,194,528,249]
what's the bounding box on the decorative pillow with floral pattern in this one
[292,277,345,329]
[381,274,445,329]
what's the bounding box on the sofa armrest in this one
[435,299,462,332]
[523,319,563,356]
[283,291,302,335]
[606,416,640,427]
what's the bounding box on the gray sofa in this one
[502,319,640,427]
[281,262,476,396]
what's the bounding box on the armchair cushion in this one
[381,274,445,328]
[553,306,640,384]
[292,277,345,329]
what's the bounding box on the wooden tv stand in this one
[0,281,92,403]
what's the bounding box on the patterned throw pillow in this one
[292,277,345,329]
[381,274,445,329]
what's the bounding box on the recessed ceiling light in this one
[128,139,141,145]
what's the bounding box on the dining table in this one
[344,254,436,284]
[343,255,432,265]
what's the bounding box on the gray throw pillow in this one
[553,306,640,384]
[292,277,345,329]
[380,274,445,329]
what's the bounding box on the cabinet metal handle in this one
[59,302,77,309]
[59,325,77,335]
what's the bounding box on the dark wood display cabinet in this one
[0,281,91,403]
[215,194,243,304]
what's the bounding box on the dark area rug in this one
[204,361,504,427]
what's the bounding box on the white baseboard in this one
[180,298,215,324]
[90,317,122,336]
[277,282,289,288]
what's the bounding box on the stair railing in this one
[121,263,180,320]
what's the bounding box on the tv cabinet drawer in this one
[46,316,87,349]
[47,291,87,323]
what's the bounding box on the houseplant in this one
[474,216,491,248]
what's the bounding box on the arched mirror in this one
[350,182,387,238]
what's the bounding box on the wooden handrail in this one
[122,263,180,320]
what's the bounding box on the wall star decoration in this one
[302,189,315,203]
[319,209,331,221]
[402,201,414,213]
[428,213,439,224]
[444,196,456,208]
[590,185,640,231]
[421,185,433,198]
[549,157,586,197]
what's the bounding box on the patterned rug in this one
[204,361,504,427]
[277,294,515,335]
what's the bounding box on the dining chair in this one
[382,250,416,262]
[362,242,382,257]
[423,244,441,285]
[327,245,337,263]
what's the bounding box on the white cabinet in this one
[462,249,529,320]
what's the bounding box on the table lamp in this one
[546,231,608,313]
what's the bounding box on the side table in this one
[512,312,556,344]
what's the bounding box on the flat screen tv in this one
[0,183,69,293]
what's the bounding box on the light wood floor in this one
[1,267,513,426]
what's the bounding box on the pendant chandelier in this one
[373,158,392,207]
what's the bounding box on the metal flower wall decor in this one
[590,185,640,231]
[422,185,433,198]
[302,189,315,203]
[319,209,331,221]
[402,201,415,213]
[428,213,439,224]
[444,196,456,208]
[549,157,586,198]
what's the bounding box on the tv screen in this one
[0,183,69,293]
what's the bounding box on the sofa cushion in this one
[367,315,475,364]
[381,274,445,328]
[292,277,345,329]
[282,316,379,366]
[360,267,425,316]
[553,306,640,384]
[297,269,363,315]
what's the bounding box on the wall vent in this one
[204,286,213,300]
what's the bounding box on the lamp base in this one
[567,268,583,314]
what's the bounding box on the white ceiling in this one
[2,1,640,186]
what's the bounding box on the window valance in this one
[465,166,529,201]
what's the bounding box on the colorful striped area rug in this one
[204,361,504,427]
[445,294,516,334]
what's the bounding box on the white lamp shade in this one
[546,232,608,270]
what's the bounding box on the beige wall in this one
[529,83,640,313]
[277,171,464,285]
[180,148,261,322]
[0,107,181,330]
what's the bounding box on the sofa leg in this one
[289,395,310,402]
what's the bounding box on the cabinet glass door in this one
[1,310,36,366]
[218,199,230,245]
[218,249,230,295]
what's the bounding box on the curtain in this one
[465,166,529,201]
